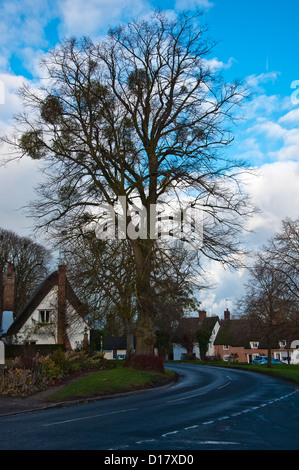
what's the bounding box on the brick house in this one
[1,264,90,350]
[103,336,137,360]
[214,309,299,363]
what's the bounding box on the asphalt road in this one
[0,363,298,451]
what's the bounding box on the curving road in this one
[0,363,298,450]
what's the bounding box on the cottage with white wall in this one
[172,310,220,360]
[2,264,90,350]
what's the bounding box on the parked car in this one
[252,356,283,365]
[117,354,126,360]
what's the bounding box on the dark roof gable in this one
[6,269,84,336]
[103,336,136,350]
[173,315,219,342]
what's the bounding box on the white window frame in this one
[39,310,52,324]
[250,341,259,349]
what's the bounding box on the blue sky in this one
[0,0,299,315]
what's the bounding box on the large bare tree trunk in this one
[135,315,156,356]
[131,239,156,356]
[267,347,272,368]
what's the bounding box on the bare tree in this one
[0,228,51,317]
[264,217,299,301]
[149,241,206,357]
[61,233,204,357]
[1,11,254,356]
[238,253,299,367]
[61,233,137,355]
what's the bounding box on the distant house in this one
[1,264,90,351]
[103,336,136,359]
[172,310,220,360]
[214,309,299,363]
[171,306,299,363]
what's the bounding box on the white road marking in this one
[167,392,207,403]
[162,431,179,437]
[136,440,156,444]
[108,390,299,449]
[43,407,138,427]
[201,390,299,427]
[217,382,230,390]
[198,440,239,445]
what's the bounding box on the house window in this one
[250,341,259,348]
[39,310,51,323]
[223,345,229,350]
[279,340,287,348]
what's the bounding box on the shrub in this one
[0,349,115,397]
[13,353,39,371]
[64,350,114,371]
[124,354,165,373]
[37,355,64,381]
[52,348,69,371]
[0,366,50,397]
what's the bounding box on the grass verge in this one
[228,363,299,384]
[47,367,176,402]
[171,360,299,384]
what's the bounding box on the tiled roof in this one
[173,315,219,342]
[103,336,136,350]
[214,318,288,349]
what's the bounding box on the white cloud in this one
[242,94,289,121]
[246,71,280,93]
[200,160,299,317]
[0,73,28,130]
[59,0,150,37]
[199,263,243,316]
[175,0,214,10]
[247,118,299,162]
[246,161,299,235]
[278,107,299,124]
[0,157,41,236]
[202,56,236,72]
[249,119,286,140]
[236,137,264,163]
[0,0,55,58]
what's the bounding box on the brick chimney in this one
[224,308,230,321]
[3,263,15,313]
[57,264,67,346]
[198,310,207,322]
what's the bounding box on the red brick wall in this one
[215,345,289,363]
[3,264,15,313]
[57,265,67,345]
